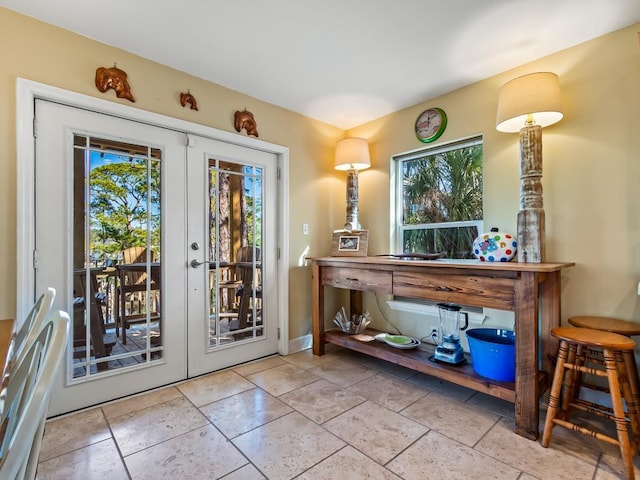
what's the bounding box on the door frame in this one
[15,78,290,356]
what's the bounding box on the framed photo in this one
[339,235,359,251]
[331,230,368,257]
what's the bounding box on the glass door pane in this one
[72,134,162,378]
[207,159,264,347]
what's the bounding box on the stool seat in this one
[552,326,636,350]
[569,316,640,337]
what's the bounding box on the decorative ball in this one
[472,228,517,262]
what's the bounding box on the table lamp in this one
[496,72,563,263]
[335,138,371,231]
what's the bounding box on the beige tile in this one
[232,411,344,479]
[475,418,598,479]
[401,392,499,446]
[595,468,625,480]
[324,400,428,464]
[387,430,521,480]
[593,443,640,479]
[125,424,247,479]
[329,347,372,362]
[178,370,255,406]
[538,411,608,461]
[308,357,378,388]
[246,363,319,396]
[281,348,343,370]
[279,379,366,423]
[407,372,476,401]
[109,396,208,456]
[354,355,420,380]
[37,438,128,480]
[101,386,183,419]
[220,463,266,479]
[466,391,516,419]
[199,387,293,438]
[39,408,111,462]
[296,445,402,480]
[347,373,428,411]
[42,351,628,480]
[232,355,287,377]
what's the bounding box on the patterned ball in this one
[472,230,517,262]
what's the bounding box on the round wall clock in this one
[415,107,447,143]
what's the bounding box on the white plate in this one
[383,336,421,349]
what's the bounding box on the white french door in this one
[33,99,279,415]
[186,136,278,376]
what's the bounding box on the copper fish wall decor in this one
[95,65,135,102]
[180,91,198,110]
[234,109,259,137]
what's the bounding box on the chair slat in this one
[0,311,70,480]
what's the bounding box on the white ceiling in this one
[2,0,639,129]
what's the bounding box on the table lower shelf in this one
[324,329,548,404]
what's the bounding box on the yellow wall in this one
[0,8,345,339]
[350,22,640,335]
[1,7,639,343]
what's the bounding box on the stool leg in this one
[622,351,640,409]
[604,348,636,480]
[561,343,581,417]
[619,351,640,455]
[543,339,569,447]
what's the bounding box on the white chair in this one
[2,288,56,376]
[0,310,70,480]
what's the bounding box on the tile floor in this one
[36,347,640,479]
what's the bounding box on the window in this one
[393,136,483,259]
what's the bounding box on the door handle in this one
[190,259,211,268]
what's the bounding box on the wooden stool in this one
[542,327,639,480]
[568,316,640,416]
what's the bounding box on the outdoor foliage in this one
[402,144,483,258]
[89,159,160,259]
[209,165,262,264]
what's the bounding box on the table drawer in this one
[321,267,392,293]
[393,271,515,310]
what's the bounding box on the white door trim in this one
[16,78,290,355]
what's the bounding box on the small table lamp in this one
[496,72,563,263]
[335,138,371,231]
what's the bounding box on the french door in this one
[33,100,278,415]
[186,136,278,376]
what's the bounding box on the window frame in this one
[391,135,484,257]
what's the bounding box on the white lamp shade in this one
[334,137,371,171]
[496,72,563,133]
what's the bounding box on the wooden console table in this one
[311,256,574,440]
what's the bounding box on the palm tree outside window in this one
[394,136,483,259]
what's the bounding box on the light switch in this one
[303,223,309,235]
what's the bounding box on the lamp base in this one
[344,167,362,231]
[517,208,545,263]
[343,221,361,231]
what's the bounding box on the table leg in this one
[514,271,540,440]
[87,272,109,371]
[540,271,561,377]
[114,287,120,338]
[119,271,128,345]
[312,262,324,356]
[350,290,363,317]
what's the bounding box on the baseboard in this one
[288,334,312,354]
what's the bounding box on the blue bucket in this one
[466,328,515,382]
